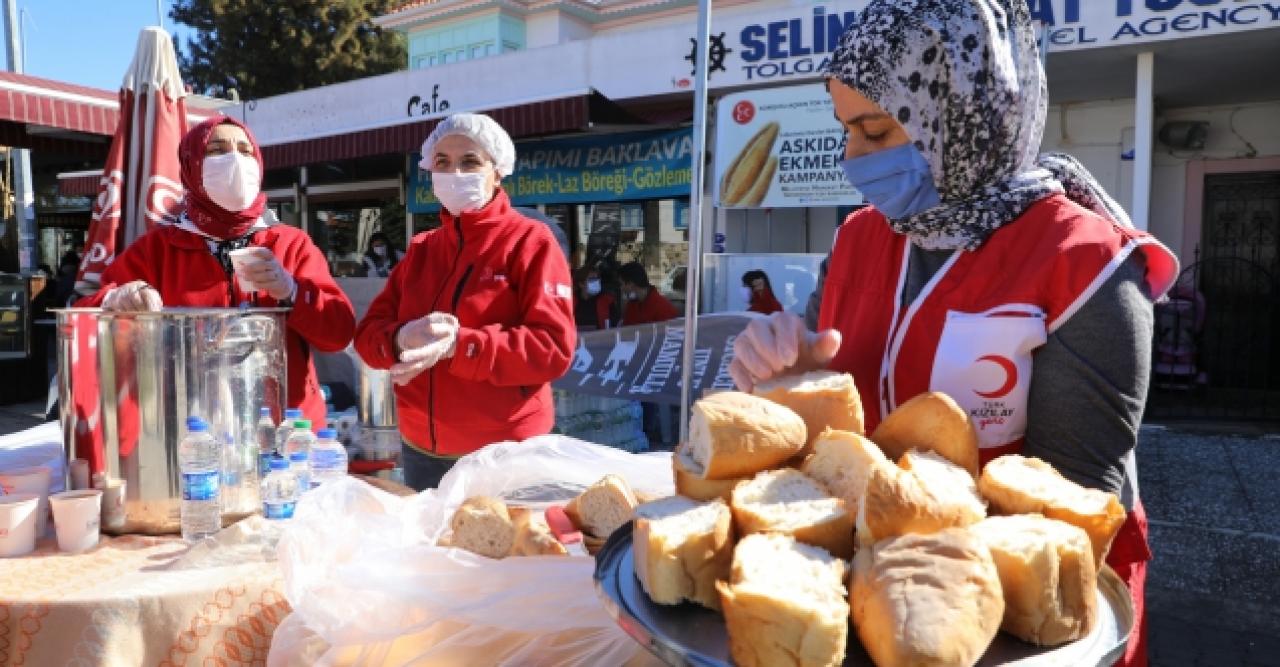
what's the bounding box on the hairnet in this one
[418,113,516,177]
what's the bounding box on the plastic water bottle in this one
[256,407,276,479]
[275,408,303,456]
[284,419,314,459]
[310,428,348,488]
[220,430,242,513]
[288,451,311,492]
[260,457,299,520]
[179,416,221,541]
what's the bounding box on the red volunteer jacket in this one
[818,194,1177,667]
[621,288,679,326]
[354,190,576,457]
[79,223,356,428]
[749,288,784,315]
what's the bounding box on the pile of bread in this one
[633,371,1128,667]
[441,474,642,558]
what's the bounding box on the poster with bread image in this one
[619,372,1133,666]
[715,82,863,209]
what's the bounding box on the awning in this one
[261,91,650,169]
[0,71,119,136]
[57,170,102,197]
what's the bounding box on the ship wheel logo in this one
[686,32,732,78]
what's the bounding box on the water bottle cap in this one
[185,416,207,431]
[269,457,289,471]
[259,407,272,416]
[293,419,311,429]
[284,408,302,418]
[289,451,308,462]
[317,428,338,439]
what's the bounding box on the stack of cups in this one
[0,466,53,539]
[0,493,39,557]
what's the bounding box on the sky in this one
[18,0,194,91]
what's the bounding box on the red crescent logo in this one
[974,355,1018,399]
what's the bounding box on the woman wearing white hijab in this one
[730,3,1176,664]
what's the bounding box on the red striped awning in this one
[262,95,592,169]
[57,171,102,196]
[0,71,120,135]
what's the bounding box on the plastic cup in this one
[0,466,52,537]
[0,493,39,557]
[100,478,127,531]
[228,247,265,293]
[49,489,103,553]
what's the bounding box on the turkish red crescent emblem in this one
[974,355,1018,399]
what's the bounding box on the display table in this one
[0,518,288,666]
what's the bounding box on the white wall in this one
[525,10,591,48]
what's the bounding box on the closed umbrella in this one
[68,27,188,474]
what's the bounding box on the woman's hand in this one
[390,313,460,385]
[101,280,163,312]
[728,311,842,392]
[234,247,296,301]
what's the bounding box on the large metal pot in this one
[56,307,288,535]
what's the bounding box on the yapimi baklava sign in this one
[714,83,862,209]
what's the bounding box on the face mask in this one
[586,279,602,296]
[432,171,490,215]
[202,152,261,212]
[740,286,754,302]
[372,246,387,256]
[840,143,941,220]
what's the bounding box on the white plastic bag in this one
[270,436,672,667]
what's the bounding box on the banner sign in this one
[408,128,693,214]
[553,314,753,405]
[714,82,862,209]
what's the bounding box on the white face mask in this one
[202,152,261,212]
[432,171,490,215]
[586,279,602,296]
[740,286,754,302]
[372,245,387,256]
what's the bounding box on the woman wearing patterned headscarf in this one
[729,3,1175,664]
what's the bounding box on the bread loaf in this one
[978,454,1126,566]
[445,496,514,559]
[857,450,986,545]
[801,428,890,515]
[687,391,807,480]
[971,514,1098,645]
[720,121,780,206]
[564,474,638,539]
[871,392,980,478]
[509,507,569,557]
[754,371,866,455]
[851,528,1004,667]
[673,445,745,502]
[730,468,854,559]
[716,533,848,667]
[633,496,734,610]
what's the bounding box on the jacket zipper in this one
[426,217,466,454]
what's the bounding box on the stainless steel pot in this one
[56,307,288,535]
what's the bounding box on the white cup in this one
[0,466,52,538]
[49,489,103,553]
[0,493,39,557]
[70,459,91,491]
[228,247,265,293]
[101,478,127,531]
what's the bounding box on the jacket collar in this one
[438,188,513,244]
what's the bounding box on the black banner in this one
[554,314,754,405]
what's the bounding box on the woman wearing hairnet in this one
[728,2,1177,664]
[354,113,576,490]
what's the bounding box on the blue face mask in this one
[840,143,942,219]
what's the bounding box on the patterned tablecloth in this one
[0,517,289,667]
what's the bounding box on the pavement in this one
[0,400,1276,664]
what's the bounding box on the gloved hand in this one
[728,311,842,393]
[101,280,163,312]
[390,313,460,386]
[233,247,296,301]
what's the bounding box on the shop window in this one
[312,207,404,278]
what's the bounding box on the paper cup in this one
[0,493,39,557]
[101,479,127,531]
[0,466,52,538]
[50,489,103,553]
[228,247,264,293]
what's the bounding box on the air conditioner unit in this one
[1158,121,1209,151]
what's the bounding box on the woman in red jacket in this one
[741,269,783,315]
[729,3,1176,665]
[354,113,576,490]
[81,116,355,427]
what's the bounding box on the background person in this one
[354,113,576,491]
[618,261,678,327]
[362,231,405,278]
[573,264,620,331]
[727,3,1176,665]
[741,269,783,315]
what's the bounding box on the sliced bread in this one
[753,370,865,454]
[801,428,890,515]
[716,533,848,667]
[730,468,854,559]
[445,496,514,559]
[857,450,986,545]
[673,444,746,503]
[971,514,1099,645]
[687,391,807,480]
[979,454,1126,567]
[565,474,638,539]
[871,391,980,478]
[508,507,569,557]
[633,495,734,610]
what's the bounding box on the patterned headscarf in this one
[827,0,1124,250]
